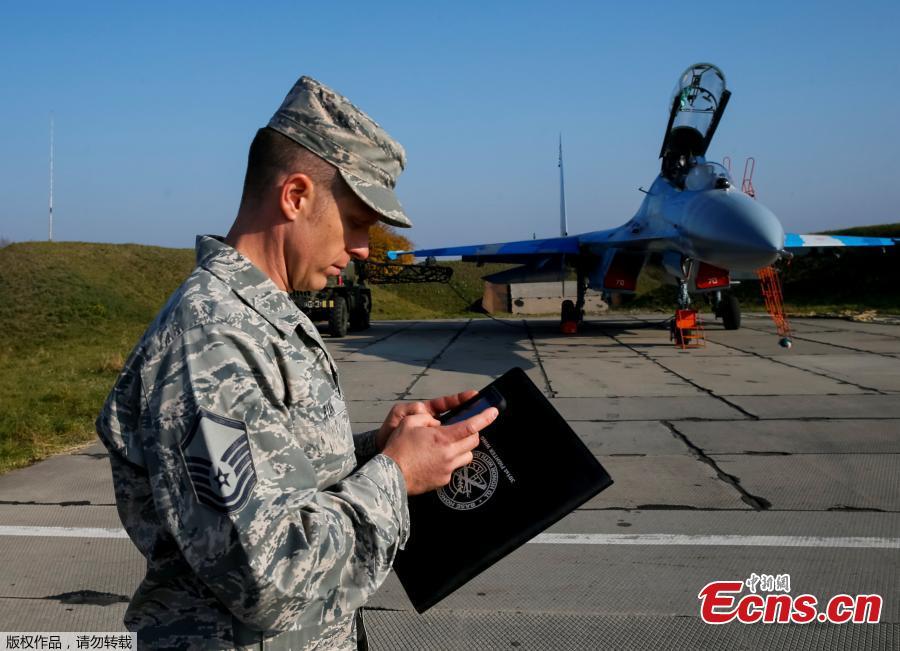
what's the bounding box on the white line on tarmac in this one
[531,533,900,549]
[0,526,128,539]
[1,526,898,549]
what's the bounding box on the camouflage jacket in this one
[96,235,409,650]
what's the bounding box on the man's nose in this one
[345,224,371,261]
[348,245,369,261]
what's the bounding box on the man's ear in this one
[279,173,315,222]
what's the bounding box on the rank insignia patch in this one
[180,409,257,514]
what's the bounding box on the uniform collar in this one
[195,235,305,338]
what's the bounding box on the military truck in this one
[291,258,454,338]
[291,260,371,338]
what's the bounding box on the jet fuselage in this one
[582,162,784,282]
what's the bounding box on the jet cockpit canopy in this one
[660,63,731,181]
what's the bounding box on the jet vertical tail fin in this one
[559,135,568,237]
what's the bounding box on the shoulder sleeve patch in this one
[180,409,257,514]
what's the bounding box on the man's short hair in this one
[240,127,344,207]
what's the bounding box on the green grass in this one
[0,244,507,473]
[825,223,900,238]
[0,242,194,473]
[1,231,898,474]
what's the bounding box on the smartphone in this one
[438,386,507,426]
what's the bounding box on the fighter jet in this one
[390,63,895,336]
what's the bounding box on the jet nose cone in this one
[740,202,783,257]
[684,191,784,270]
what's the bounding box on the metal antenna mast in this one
[558,134,568,237]
[48,114,54,241]
[558,134,569,298]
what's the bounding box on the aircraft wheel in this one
[721,293,741,330]
[329,296,350,338]
[561,299,577,323]
[350,293,371,331]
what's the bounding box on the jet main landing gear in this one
[560,268,588,334]
[713,291,741,330]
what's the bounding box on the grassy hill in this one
[0,242,195,472]
[0,242,504,472]
[0,231,897,473]
[826,223,900,238]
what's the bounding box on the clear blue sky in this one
[1,1,898,250]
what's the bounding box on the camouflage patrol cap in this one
[267,76,412,228]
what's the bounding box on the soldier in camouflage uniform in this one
[96,76,496,649]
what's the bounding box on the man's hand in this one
[374,391,479,452]
[382,406,498,495]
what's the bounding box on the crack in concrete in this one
[662,420,772,511]
[578,505,900,513]
[738,323,900,357]
[624,314,890,393]
[826,505,886,512]
[725,451,900,456]
[398,320,471,400]
[622,314,891,400]
[523,320,555,397]
[578,506,752,512]
[577,505,900,512]
[566,420,748,423]
[682,415,900,422]
[593,324,759,421]
[705,337,888,395]
[741,451,792,456]
[339,321,419,356]
[633,504,700,510]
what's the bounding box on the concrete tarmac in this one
[0,313,897,649]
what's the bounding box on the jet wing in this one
[785,234,895,250]
[388,235,582,264]
[388,227,682,267]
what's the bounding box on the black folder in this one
[392,367,613,613]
